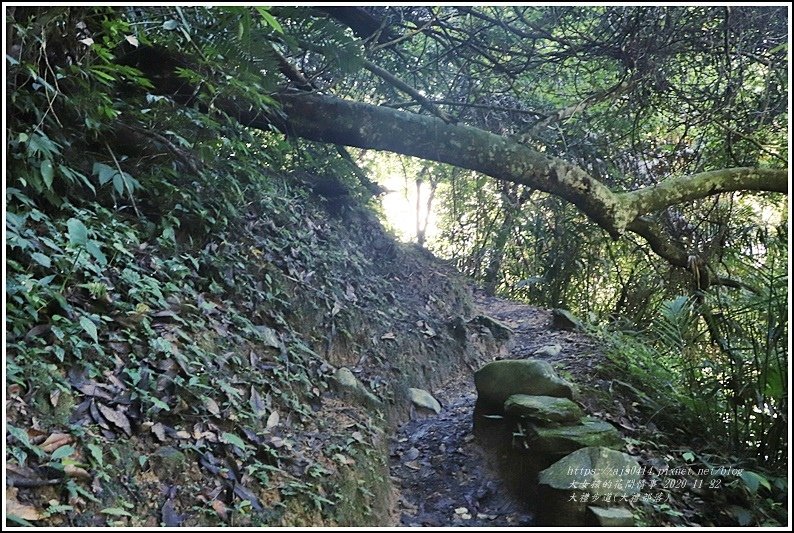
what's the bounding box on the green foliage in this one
[6,6,398,526]
[426,5,787,480]
[4,5,787,527]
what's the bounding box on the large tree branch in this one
[624,167,788,217]
[625,217,689,268]
[126,46,787,243]
[266,93,786,235]
[312,7,398,44]
[266,92,631,237]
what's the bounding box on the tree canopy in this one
[5,5,789,525]
[101,6,787,280]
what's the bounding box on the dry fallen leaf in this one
[249,386,267,417]
[26,427,47,445]
[97,404,132,436]
[333,453,355,466]
[76,382,115,401]
[161,497,183,527]
[40,433,75,454]
[6,487,44,521]
[7,462,56,487]
[64,465,91,480]
[151,423,167,442]
[265,411,279,430]
[50,389,61,408]
[203,397,220,416]
[89,402,111,430]
[211,499,228,521]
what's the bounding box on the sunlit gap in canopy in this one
[357,151,441,244]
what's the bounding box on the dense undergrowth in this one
[4,6,788,528]
[586,310,788,526]
[5,7,496,526]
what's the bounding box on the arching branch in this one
[126,46,788,268]
[625,167,788,217]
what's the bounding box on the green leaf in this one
[121,172,139,196]
[149,396,170,411]
[80,316,99,343]
[45,504,74,516]
[51,444,76,461]
[86,443,104,467]
[85,241,108,266]
[60,164,96,194]
[256,8,284,33]
[41,159,54,189]
[113,173,124,195]
[93,162,116,186]
[729,505,753,526]
[67,218,88,245]
[31,252,52,268]
[740,470,771,494]
[7,425,46,458]
[101,507,132,517]
[221,431,249,451]
[27,133,59,158]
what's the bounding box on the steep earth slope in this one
[6,186,508,527]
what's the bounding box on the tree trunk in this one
[483,185,529,296]
[127,46,788,273]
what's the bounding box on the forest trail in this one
[389,292,607,526]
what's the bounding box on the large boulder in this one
[474,359,575,406]
[538,446,642,496]
[536,447,641,526]
[529,417,622,455]
[551,308,582,331]
[504,394,583,426]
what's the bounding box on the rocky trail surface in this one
[389,292,608,527]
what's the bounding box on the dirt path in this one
[389,292,607,526]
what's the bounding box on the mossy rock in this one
[587,506,635,527]
[332,367,383,411]
[408,388,442,414]
[551,308,582,331]
[538,446,641,496]
[475,359,575,406]
[504,394,583,426]
[468,315,513,342]
[529,417,623,455]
